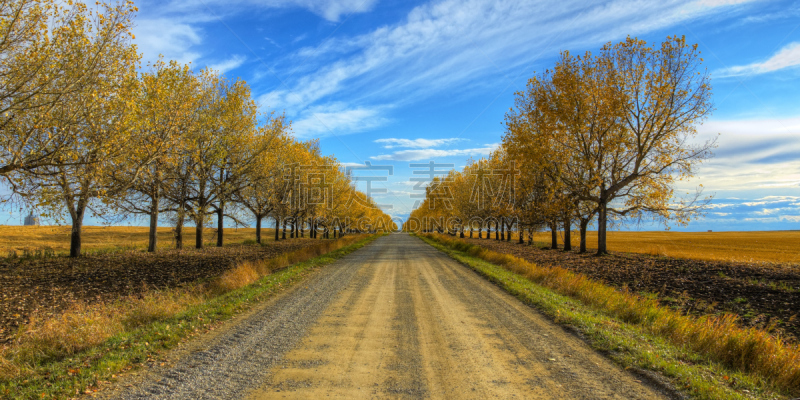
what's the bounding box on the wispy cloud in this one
[144,0,377,22]
[715,42,800,77]
[135,0,759,139]
[257,0,758,133]
[133,18,203,65]
[291,104,388,138]
[133,0,378,69]
[371,144,499,161]
[209,55,247,74]
[375,138,465,149]
[690,117,800,191]
[295,0,379,22]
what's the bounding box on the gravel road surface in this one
[110,233,673,399]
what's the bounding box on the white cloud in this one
[133,19,203,65]
[259,0,759,117]
[697,0,756,6]
[340,162,367,168]
[209,55,247,74]
[754,208,784,215]
[133,0,378,70]
[715,42,800,77]
[756,195,800,202]
[707,203,735,209]
[291,105,388,138]
[371,144,499,161]
[297,0,379,22]
[375,138,465,149]
[145,0,377,22]
[689,117,800,192]
[135,0,759,140]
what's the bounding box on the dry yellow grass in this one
[424,233,800,395]
[1,234,369,381]
[510,230,800,264]
[0,225,277,255]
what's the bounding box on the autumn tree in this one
[116,59,200,252]
[1,0,138,181]
[208,81,263,248]
[18,23,142,257]
[503,73,566,250]
[233,113,290,244]
[166,70,260,249]
[586,36,714,254]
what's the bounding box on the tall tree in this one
[588,36,715,254]
[505,36,714,255]
[233,113,290,244]
[1,0,138,180]
[117,59,200,252]
[18,22,143,257]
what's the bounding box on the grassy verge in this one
[415,233,795,400]
[0,234,381,399]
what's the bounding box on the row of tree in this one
[404,36,715,254]
[0,0,396,256]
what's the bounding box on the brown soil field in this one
[0,236,316,344]
[463,236,800,342]
[0,225,276,255]
[522,230,800,265]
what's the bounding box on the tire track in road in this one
[249,234,673,399]
[109,241,382,400]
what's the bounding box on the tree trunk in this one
[518,224,524,244]
[148,195,159,253]
[500,217,505,240]
[195,214,204,249]
[550,221,558,249]
[69,204,86,258]
[597,200,608,255]
[175,204,185,250]
[216,203,224,247]
[563,217,572,251]
[282,220,287,240]
[495,220,499,240]
[301,220,305,238]
[579,218,589,253]
[256,215,263,244]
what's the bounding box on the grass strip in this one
[415,233,792,400]
[0,234,381,399]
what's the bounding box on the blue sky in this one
[7,0,800,231]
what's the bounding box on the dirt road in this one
[112,233,672,399]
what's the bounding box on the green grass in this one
[0,234,382,399]
[415,233,790,400]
